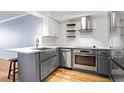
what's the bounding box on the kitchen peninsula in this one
[6,46,111,82]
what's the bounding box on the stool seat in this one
[8,58,18,82]
[8,58,18,62]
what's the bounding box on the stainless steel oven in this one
[73,49,97,71]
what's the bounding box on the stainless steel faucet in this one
[36,38,39,48]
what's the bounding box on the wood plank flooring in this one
[45,68,111,82]
[0,58,111,82]
[0,58,13,82]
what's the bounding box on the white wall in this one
[41,37,58,46]
[0,15,42,59]
[55,12,110,48]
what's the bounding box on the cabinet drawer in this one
[98,50,110,56]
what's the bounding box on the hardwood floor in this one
[0,58,13,82]
[0,58,111,82]
[45,68,111,82]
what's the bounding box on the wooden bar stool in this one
[8,58,18,82]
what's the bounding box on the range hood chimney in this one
[81,16,93,31]
[110,11,117,28]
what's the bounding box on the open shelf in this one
[66,23,77,37]
[66,24,76,26]
[42,35,59,38]
[66,30,76,32]
[66,36,76,37]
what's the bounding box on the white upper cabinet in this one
[42,16,60,37]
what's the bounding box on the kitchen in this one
[0,11,123,82]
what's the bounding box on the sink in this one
[31,47,52,50]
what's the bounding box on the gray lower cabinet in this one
[40,56,59,80]
[48,56,59,73]
[18,53,40,82]
[97,50,111,76]
[40,60,49,80]
[17,51,59,82]
[97,57,110,76]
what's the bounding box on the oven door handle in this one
[75,54,96,57]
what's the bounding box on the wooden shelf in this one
[66,30,76,32]
[66,23,77,37]
[66,36,76,37]
[42,36,59,38]
[66,24,76,26]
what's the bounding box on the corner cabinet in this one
[42,17,60,37]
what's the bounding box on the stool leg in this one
[8,61,12,79]
[13,62,16,82]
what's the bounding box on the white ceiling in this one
[38,11,102,21]
[0,11,110,23]
[0,11,26,20]
[0,11,27,23]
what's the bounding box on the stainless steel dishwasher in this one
[60,49,72,68]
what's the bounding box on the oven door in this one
[73,54,97,71]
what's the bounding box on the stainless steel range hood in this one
[110,11,118,29]
[110,11,124,29]
[81,16,93,32]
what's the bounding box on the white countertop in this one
[5,47,41,54]
[5,46,111,54]
[5,46,57,54]
[40,45,110,49]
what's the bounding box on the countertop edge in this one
[5,46,111,54]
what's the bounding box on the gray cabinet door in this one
[40,61,49,80]
[48,56,59,74]
[40,55,59,80]
[52,56,59,68]
[48,60,54,74]
[97,56,111,76]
